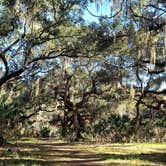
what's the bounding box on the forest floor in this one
[0,138,166,166]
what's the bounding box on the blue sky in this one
[83,2,111,23]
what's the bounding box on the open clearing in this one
[0,138,166,166]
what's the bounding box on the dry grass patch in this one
[0,138,165,166]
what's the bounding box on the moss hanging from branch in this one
[35,77,40,96]
[150,44,156,66]
[130,84,135,100]
[164,25,166,52]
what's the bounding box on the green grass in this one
[0,138,166,166]
[82,143,166,165]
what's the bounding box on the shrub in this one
[40,127,50,137]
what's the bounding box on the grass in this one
[82,143,166,165]
[0,138,166,166]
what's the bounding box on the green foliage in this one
[155,117,166,128]
[0,1,18,36]
[40,126,50,137]
[0,136,7,145]
[0,90,27,139]
[93,114,133,142]
[0,0,165,143]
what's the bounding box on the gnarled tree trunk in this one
[72,106,81,141]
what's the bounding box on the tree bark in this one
[72,106,80,141]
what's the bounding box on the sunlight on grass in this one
[80,143,166,165]
[10,137,39,144]
[1,138,166,166]
[105,158,154,166]
[84,143,166,153]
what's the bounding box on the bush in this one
[93,114,133,142]
[0,136,7,146]
[40,127,50,137]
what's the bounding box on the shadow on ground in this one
[0,141,166,166]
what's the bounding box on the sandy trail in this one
[0,141,109,166]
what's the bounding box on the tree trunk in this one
[135,94,143,129]
[72,106,80,141]
[135,104,140,128]
[61,110,69,137]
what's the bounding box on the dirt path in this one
[1,140,165,165]
[0,141,109,166]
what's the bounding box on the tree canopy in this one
[0,0,166,142]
